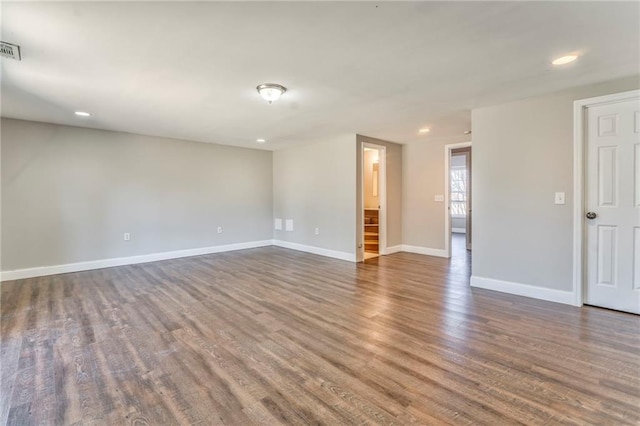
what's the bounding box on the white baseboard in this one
[452,228,466,234]
[272,240,356,262]
[1,240,273,282]
[470,276,577,306]
[385,245,402,255]
[400,245,448,258]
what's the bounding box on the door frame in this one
[361,142,387,259]
[444,141,472,258]
[572,89,640,307]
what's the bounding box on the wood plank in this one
[1,241,638,425]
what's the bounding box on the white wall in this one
[402,135,469,251]
[451,217,466,233]
[6,76,637,288]
[450,154,466,168]
[272,135,357,259]
[1,118,273,272]
[363,149,379,209]
[472,75,639,294]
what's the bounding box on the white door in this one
[586,97,640,314]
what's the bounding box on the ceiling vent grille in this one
[0,42,21,61]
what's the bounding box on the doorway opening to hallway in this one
[445,142,472,260]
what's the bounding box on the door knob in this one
[586,212,597,220]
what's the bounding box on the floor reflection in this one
[440,234,472,341]
[354,234,474,355]
[450,233,471,276]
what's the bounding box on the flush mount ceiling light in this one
[74,111,91,117]
[419,128,430,133]
[552,55,578,65]
[256,138,266,143]
[256,83,287,104]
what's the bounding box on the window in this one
[450,167,467,216]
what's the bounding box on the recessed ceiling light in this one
[256,138,266,143]
[552,55,578,65]
[74,111,91,117]
[256,83,287,104]
[419,128,430,133]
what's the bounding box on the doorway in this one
[362,144,386,260]
[574,90,640,314]
[445,142,472,258]
[450,147,471,258]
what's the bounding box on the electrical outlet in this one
[314,227,320,235]
[123,233,131,241]
[217,226,223,234]
[285,219,294,232]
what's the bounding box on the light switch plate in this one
[274,218,283,230]
[555,192,565,205]
[434,194,444,202]
[285,219,294,232]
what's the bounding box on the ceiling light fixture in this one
[257,83,287,104]
[256,138,266,143]
[74,111,91,117]
[552,55,578,65]
[419,128,430,133]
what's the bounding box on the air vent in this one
[0,41,21,61]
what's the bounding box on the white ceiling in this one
[1,2,638,150]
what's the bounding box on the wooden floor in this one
[1,238,639,425]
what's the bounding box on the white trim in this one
[452,228,466,234]
[400,245,448,258]
[572,89,640,307]
[385,245,402,254]
[272,240,357,262]
[1,240,274,281]
[444,141,472,258]
[471,276,577,306]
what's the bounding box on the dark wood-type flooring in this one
[2,236,639,425]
